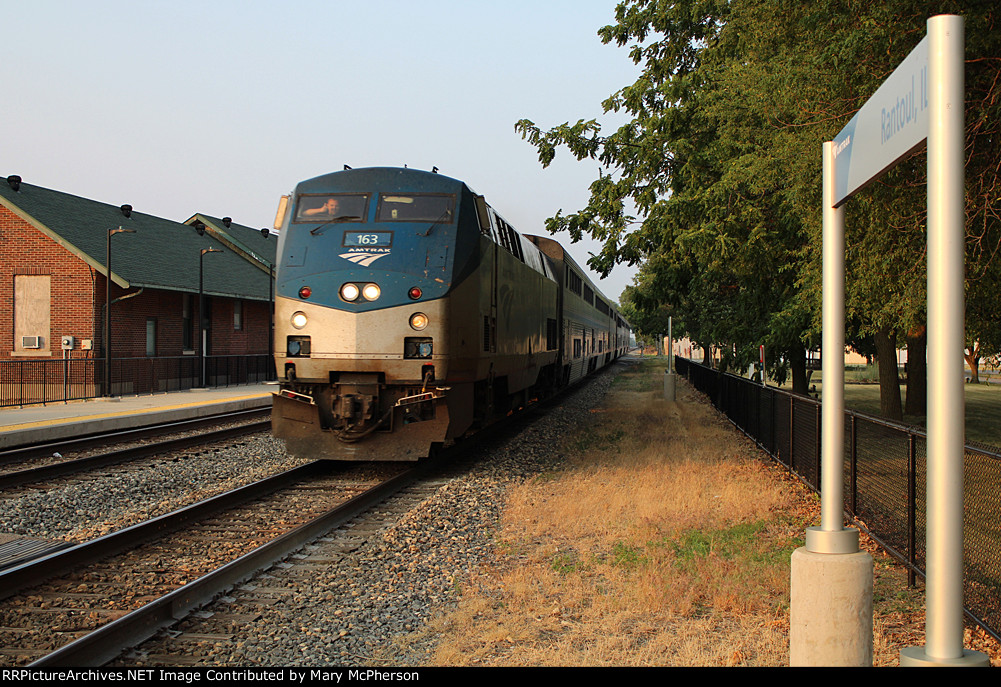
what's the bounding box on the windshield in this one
[376,193,455,222]
[293,193,369,223]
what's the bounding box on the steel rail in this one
[0,460,331,601]
[0,407,270,463]
[29,465,423,667]
[0,418,270,489]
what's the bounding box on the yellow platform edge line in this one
[0,393,272,433]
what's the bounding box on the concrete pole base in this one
[663,371,676,401]
[790,547,873,666]
[900,646,990,667]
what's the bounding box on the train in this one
[270,167,630,460]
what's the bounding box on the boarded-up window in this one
[13,275,51,355]
[182,294,194,351]
[146,318,157,357]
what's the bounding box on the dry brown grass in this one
[390,358,999,667]
[393,360,804,666]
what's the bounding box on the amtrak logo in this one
[339,249,390,267]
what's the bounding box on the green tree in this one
[518,0,1001,406]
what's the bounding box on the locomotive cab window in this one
[376,194,455,223]
[293,194,369,223]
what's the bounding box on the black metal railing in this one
[0,355,276,407]
[675,356,1001,642]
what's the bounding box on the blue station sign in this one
[832,36,929,206]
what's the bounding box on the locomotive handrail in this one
[395,389,446,407]
[278,388,315,403]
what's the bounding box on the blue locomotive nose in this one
[276,170,476,312]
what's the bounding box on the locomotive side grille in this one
[483,316,491,352]
[546,318,558,351]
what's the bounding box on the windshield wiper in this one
[417,209,452,237]
[310,217,362,235]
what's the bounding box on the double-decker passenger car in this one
[271,167,628,460]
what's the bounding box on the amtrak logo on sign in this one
[339,249,390,267]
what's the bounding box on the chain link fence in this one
[0,355,275,407]
[675,356,1001,642]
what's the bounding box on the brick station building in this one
[0,174,276,399]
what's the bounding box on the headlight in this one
[340,283,360,301]
[291,311,308,329]
[409,312,429,330]
[362,283,381,301]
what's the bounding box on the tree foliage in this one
[517,0,1001,405]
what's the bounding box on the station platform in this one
[0,383,276,450]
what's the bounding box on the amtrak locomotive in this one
[271,167,629,460]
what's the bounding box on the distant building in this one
[0,174,276,395]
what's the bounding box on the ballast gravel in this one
[0,434,312,542]
[128,365,622,667]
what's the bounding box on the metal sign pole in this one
[790,143,871,667]
[900,15,986,667]
[819,141,851,540]
[925,11,966,659]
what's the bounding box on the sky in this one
[4,0,642,303]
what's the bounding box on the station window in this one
[182,294,194,351]
[146,318,157,357]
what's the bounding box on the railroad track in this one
[0,410,271,490]
[116,475,453,666]
[0,375,593,666]
[0,460,418,667]
[0,408,270,465]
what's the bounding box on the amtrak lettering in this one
[339,248,390,267]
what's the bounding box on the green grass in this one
[780,370,1001,450]
[572,428,626,453]
[610,540,646,569]
[550,550,585,575]
[613,356,671,392]
[670,521,770,569]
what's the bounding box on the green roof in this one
[0,177,276,301]
[184,213,276,273]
